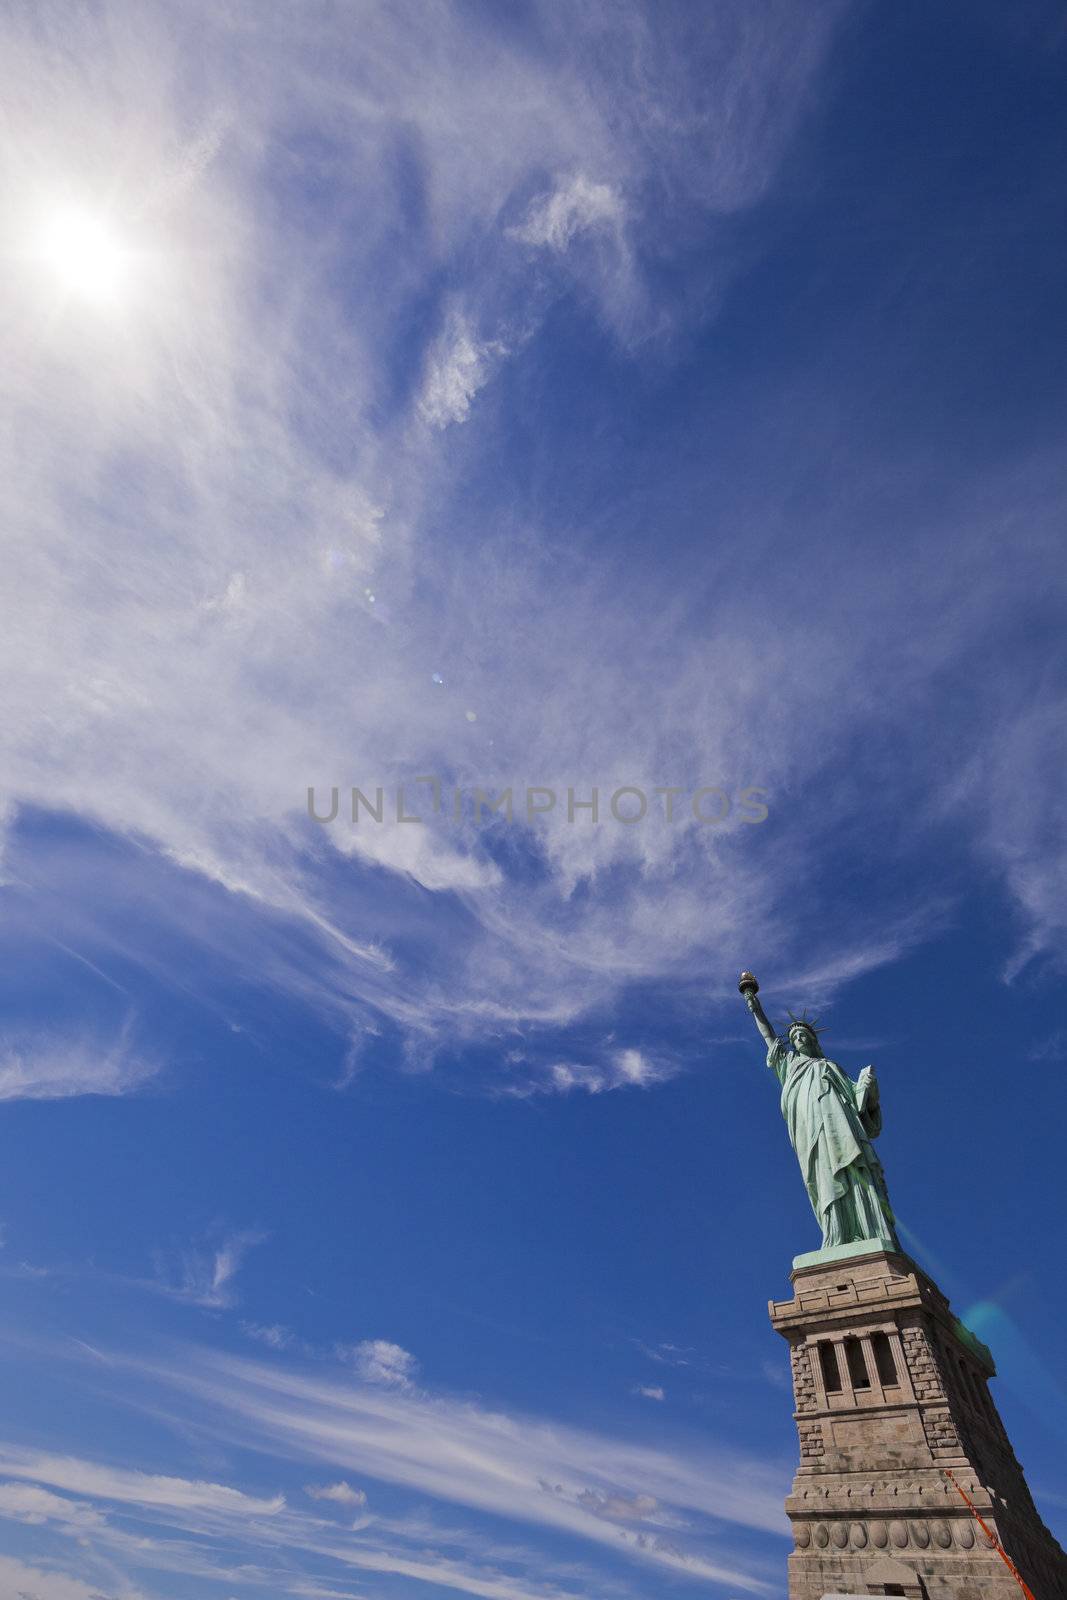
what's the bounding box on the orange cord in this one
[942,1467,1037,1600]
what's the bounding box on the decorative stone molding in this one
[789,1516,991,1555]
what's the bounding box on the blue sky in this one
[1,1,1067,1596]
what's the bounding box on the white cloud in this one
[611,1048,660,1086]
[339,1339,420,1390]
[0,1445,285,1517]
[575,1488,659,1523]
[631,1386,665,1402]
[509,174,624,252]
[527,1048,676,1097]
[243,1321,295,1349]
[0,1025,156,1101]
[419,310,507,429]
[0,1479,108,1531]
[0,1554,148,1600]
[305,1480,367,1507]
[308,1542,601,1600]
[202,569,247,614]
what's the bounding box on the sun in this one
[38,207,132,305]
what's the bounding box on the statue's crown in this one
[787,1011,823,1038]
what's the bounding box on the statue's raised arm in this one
[734,969,898,1254]
[738,970,777,1048]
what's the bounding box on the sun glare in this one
[39,207,131,305]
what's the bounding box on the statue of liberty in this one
[738,971,898,1251]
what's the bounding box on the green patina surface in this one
[738,972,900,1253]
[791,1237,900,1272]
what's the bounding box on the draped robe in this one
[767,1038,898,1249]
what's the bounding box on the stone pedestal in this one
[769,1245,1067,1599]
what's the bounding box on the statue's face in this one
[790,1026,817,1056]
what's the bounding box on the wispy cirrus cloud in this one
[0,0,871,1089]
[509,174,625,253]
[118,1339,786,1586]
[3,0,1064,1104]
[0,1554,149,1600]
[0,1394,777,1599]
[0,1307,786,1595]
[148,1229,266,1309]
[0,1023,156,1101]
[0,1444,285,1517]
[0,1480,109,1533]
[1028,1029,1067,1063]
